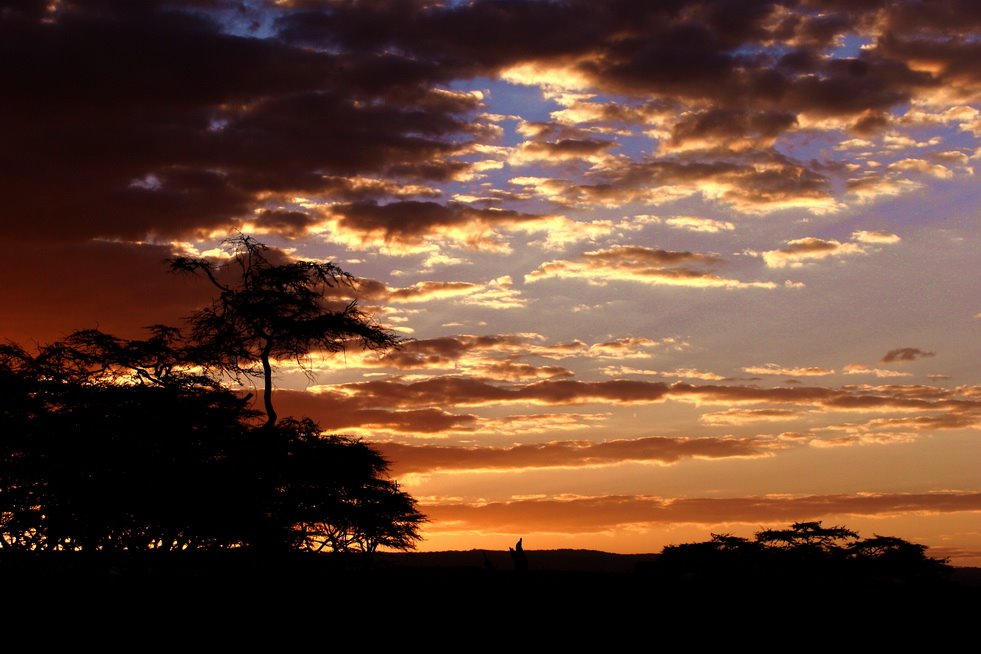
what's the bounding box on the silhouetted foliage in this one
[170,234,402,427]
[651,521,951,588]
[0,336,257,552]
[0,237,423,559]
[280,418,424,554]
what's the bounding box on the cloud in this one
[700,408,807,426]
[273,389,480,435]
[557,154,843,214]
[509,133,617,166]
[3,4,494,244]
[380,436,770,474]
[759,237,866,268]
[353,277,527,309]
[466,361,574,382]
[295,332,681,380]
[757,228,903,268]
[864,414,981,431]
[320,201,546,253]
[881,348,936,363]
[315,378,981,418]
[843,364,913,378]
[887,158,955,178]
[526,245,776,289]
[664,216,735,233]
[602,367,727,381]
[423,492,981,534]
[656,368,728,381]
[586,336,682,359]
[8,0,977,255]
[851,230,901,244]
[662,108,798,154]
[742,364,834,377]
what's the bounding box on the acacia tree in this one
[170,235,401,428]
[281,418,424,554]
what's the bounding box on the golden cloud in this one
[759,237,866,268]
[742,363,835,377]
[843,364,912,378]
[664,216,735,233]
[699,408,808,426]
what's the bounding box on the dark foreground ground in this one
[3,549,978,640]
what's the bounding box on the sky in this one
[3,0,979,562]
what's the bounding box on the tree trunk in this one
[261,342,276,429]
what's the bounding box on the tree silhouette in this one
[0,238,425,561]
[283,419,424,554]
[653,521,951,588]
[0,336,258,552]
[170,234,402,428]
[0,332,426,557]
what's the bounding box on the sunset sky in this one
[3,0,979,562]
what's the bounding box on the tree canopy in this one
[170,234,402,427]
[0,237,422,558]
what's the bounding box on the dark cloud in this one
[5,0,967,247]
[314,377,981,422]
[273,388,480,433]
[327,200,540,244]
[320,377,673,408]
[667,108,798,152]
[881,348,936,363]
[0,3,482,243]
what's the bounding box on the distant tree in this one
[652,521,950,587]
[755,521,858,560]
[170,234,402,428]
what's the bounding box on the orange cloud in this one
[699,408,807,426]
[381,436,769,474]
[423,492,981,533]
